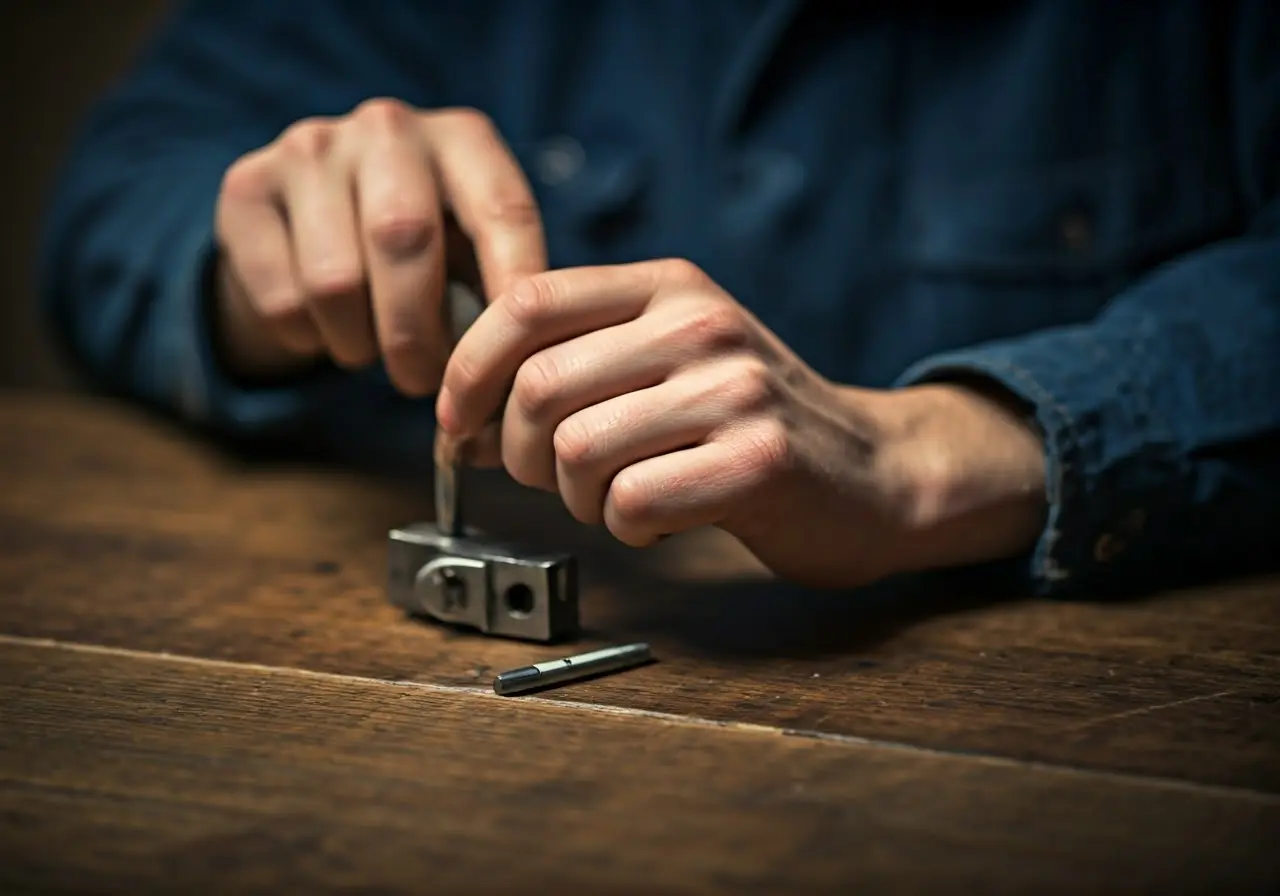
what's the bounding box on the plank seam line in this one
[3,633,1276,805]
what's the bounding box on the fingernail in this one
[436,387,460,434]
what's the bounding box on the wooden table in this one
[1,391,1276,893]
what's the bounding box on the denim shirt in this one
[39,0,1280,598]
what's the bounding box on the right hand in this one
[212,99,546,395]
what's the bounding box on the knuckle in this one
[718,356,777,410]
[737,419,792,478]
[219,151,274,203]
[432,105,496,135]
[477,190,541,230]
[608,472,656,525]
[381,331,430,363]
[553,417,598,469]
[511,354,563,420]
[278,117,337,160]
[366,209,438,256]
[304,266,364,305]
[676,302,750,354]
[352,97,412,130]
[502,275,558,328]
[656,257,709,288]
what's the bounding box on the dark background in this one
[1,1,169,391]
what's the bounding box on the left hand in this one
[436,259,1048,588]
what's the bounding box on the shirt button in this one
[1093,532,1123,563]
[535,136,585,186]
[1060,210,1094,252]
[1092,509,1147,563]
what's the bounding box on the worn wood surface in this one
[1,638,1277,895]
[1,392,1277,793]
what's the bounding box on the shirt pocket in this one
[898,147,1241,293]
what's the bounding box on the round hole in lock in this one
[504,583,536,618]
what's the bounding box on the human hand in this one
[436,260,1049,588]
[211,99,544,393]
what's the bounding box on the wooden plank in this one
[1,638,1276,895]
[1,393,1278,790]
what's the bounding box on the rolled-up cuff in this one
[894,324,1188,598]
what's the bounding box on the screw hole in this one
[504,583,535,618]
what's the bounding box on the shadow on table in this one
[603,574,1005,661]
[203,427,1278,664]
[584,552,1020,662]
[356,466,1019,662]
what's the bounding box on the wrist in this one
[860,380,1049,575]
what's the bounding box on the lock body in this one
[387,522,579,643]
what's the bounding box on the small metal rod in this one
[433,433,464,537]
[493,642,653,696]
[434,281,484,539]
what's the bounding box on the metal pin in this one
[493,642,653,696]
[434,433,463,537]
[434,282,485,538]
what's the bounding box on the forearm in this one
[893,235,1280,597]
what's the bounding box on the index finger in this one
[438,263,659,437]
[423,109,547,301]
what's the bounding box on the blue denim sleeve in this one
[38,0,449,447]
[898,1,1280,598]
[896,244,1280,598]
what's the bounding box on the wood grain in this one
[1,637,1276,895]
[1,392,1278,790]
